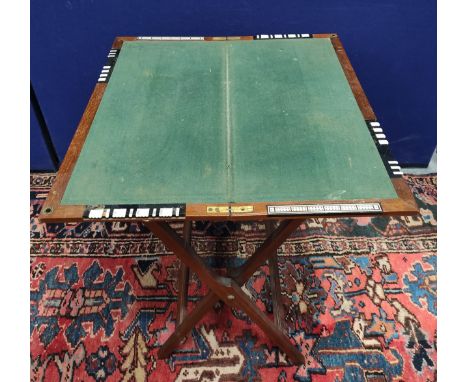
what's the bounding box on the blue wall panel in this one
[31,0,436,166]
[30,103,55,171]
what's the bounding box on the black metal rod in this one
[30,82,60,171]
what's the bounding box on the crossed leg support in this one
[175,222,192,326]
[145,219,305,364]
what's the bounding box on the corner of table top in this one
[312,33,338,39]
[112,36,138,49]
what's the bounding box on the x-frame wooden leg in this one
[176,221,192,325]
[145,219,305,364]
[266,221,286,333]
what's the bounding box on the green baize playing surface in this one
[62,38,397,205]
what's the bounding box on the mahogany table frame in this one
[39,34,418,365]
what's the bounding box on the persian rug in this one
[30,173,437,382]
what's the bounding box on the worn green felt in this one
[62,39,396,205]
[63,41,228,204]
[229,39,396,201]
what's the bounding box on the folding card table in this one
[39,34,418,364]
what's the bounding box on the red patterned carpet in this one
[30,173,437,381]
